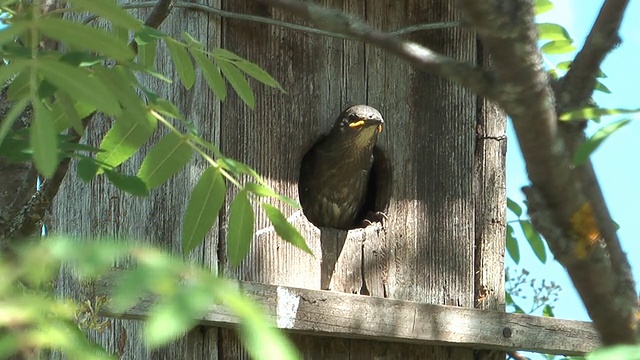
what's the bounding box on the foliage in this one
[0,0,310,259]
[0,0,311,358]
[0,237,300,359]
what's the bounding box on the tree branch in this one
[557,0,630,111]
[459,0,637,344]
[255,0,495,99]
[255,0,638,345]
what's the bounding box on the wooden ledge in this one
[96,277,599,355]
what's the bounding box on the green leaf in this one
[534,0,553,15]
[506,198,522,217]
[134,26,166,45]
[506,225,520,264]
[262,203,312,255]
[38,18,135,62]
[542,304,554,317]
[541,40,576,55]
[31,100,59,178]
[245,182,278,197]
[7,67,30,100]
[234,60,283,91]
[180,32,202,47]
[165,39,195,89]
[182,167,226,254]
[36,59,121,115]
[112,26,129,43]
[217,60,255,108]
[573,119,631,166]
[66,0,142,30]
[227,190,254,267]
[55,91,86,135]
[594,80,611,94]
[137,131,193,190]
[537,23,572,42]
[0,21,28,46]
[77,158,99,182]
[218,158,264,182]
[145,288,211,348]
[138,41,157,69]
[587,345,640,360]
[191,50,226,101]
[520,220,546,263]
[104,169,149,196]
[96,113,157,169]
[560,107,640,121]
[0,97,29,149]
[0,61,26,86]
[92,66,148,121]
[212,48,245,61]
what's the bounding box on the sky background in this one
[506,0,640,330]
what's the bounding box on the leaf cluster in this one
[0,0,311,262]
[0,237,299,359]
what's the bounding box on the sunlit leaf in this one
[31,100,59,178]
[506,198,522,217]
[520,220,546,263]
[234,60,283,91]
[537,23,572,42]
[217,60,254,109]
[104,168,149,196]
[38,18,135,62]
[37,59,121,115]
[587,345,640,360]
[182,167,226,254]
[66,0,142,29]
[145,287,211,348]
[227,190,254,267]
[573,119,631,166]
[137,131,192,190]
[214,282,300,360]
[191,50,226,101]
[55,91,86,135]
[245,182,278,197]
[541,40,575,55]
[560,107,640,121]
[594,80,611,94]
[165,39,195,89]
[506,225,520,264]
[138,41,157,69]
[262,203,312,255]
[542,304,554,317]
[533,0,553,15]
[97,113,157,169]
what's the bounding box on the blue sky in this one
[506,0,640,325]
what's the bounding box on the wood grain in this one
[95,276,600,356]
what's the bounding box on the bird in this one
[298,105,384,230]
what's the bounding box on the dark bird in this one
[299,105,384,230]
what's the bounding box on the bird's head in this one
[327,105,384,150]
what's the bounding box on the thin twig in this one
[81,1,460,40]
[558,0,630,111]
[256,0,495,99]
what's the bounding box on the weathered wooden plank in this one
[473,48,508,360]
[96,277,600,356]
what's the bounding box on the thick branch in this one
[256,0,495,98]
[558,0,630,111]
[459,0,637,344]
